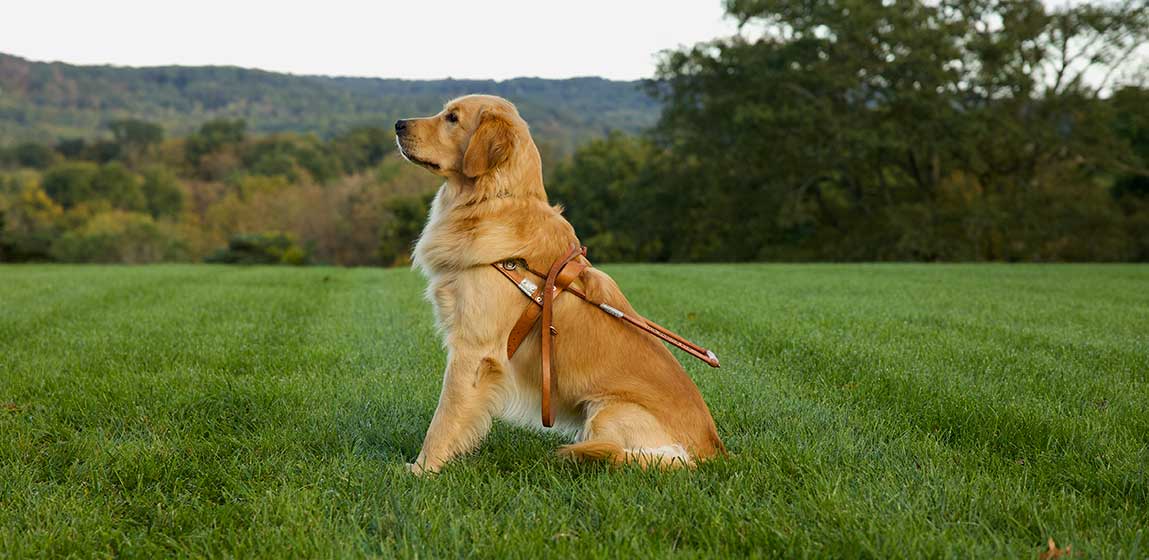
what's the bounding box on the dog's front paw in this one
[406,461,439,477]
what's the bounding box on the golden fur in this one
[396,95,724,474]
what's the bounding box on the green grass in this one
[1,264,1147,558]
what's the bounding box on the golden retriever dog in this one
[395,94,724,475]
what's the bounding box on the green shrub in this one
[50,210,187,263]
[93,162,147,212]
[140,165,184,218]
[204,232,310,265]
[0,175,64,262]
[41,161,148,212]
[377,194,432,266]
[41,162,99,208]
[11,142,58,169]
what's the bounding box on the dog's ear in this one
[463,111,515,178]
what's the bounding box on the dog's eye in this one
[445,112,459,124]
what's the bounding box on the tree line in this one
[550,0,1149,262]
[0,118,439,265]
[0,52,658,156]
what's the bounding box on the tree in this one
[204,232,309,265]
[108,119,164,160]
[186,119,246,158]
[50,210,186,263]
[40,161,149,212]
[140,165,184,218]
[42,162,99,208]
[329,126,394,173]
[92,162,147,212]
[85,140,122,163]
[0,176,64,261]
[11,142,57,169]
[629,0,1149,261]
[549,132,670,261]
[242,134,341,184]
[54,139,88,160]
[377,193,433,265]
[186,118,247,179]
[1109,86,1149,259]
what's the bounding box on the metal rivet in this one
[502,261,517,270]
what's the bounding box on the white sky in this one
[1,0,740,80]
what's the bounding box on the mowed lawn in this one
[1,264,1147,558]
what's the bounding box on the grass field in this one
[1,264,1147,558]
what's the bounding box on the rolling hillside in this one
[0,52,660,152]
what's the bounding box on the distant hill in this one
[0,52,660,153]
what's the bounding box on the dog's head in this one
[395,95,536,183]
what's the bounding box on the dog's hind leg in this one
[558,401,694,469]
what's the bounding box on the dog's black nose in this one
[395,119,408,133]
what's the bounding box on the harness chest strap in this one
[491,245,720,428]
[538,245,586,428]
[493,254,587,361]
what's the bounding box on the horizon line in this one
[0,50,652,84]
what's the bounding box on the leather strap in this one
[540,245,585,427]
[490,245,719,427]
[493,258,587,359]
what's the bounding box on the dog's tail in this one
[558,441,695,469]
[558,441,626,465]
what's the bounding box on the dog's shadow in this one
[334,398,427,463]
[344,409,740,480]
[339,406,618,476]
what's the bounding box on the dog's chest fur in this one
[412,182,591,439]
[496,367,584,437]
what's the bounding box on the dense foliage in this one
[0,118,440,265]
[0,52,658,156]
[550,0,1149,262]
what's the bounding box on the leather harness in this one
[491,245,720,427]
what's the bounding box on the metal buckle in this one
[517,278,538,297]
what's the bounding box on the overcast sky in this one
[2,0,740,81]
